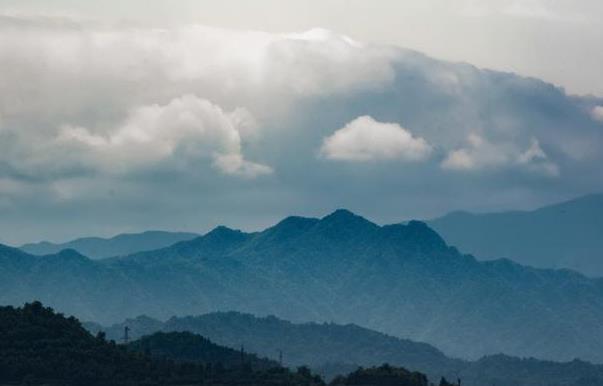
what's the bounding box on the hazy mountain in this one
[2,211,603,363]
[84,311,455,377]
[87,311,603,386]
[20,230,199,259]
[427,193,603,277]
[0,301,323,386]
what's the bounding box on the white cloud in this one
[442,134,558,176]
[5,95,272,178]
[0,17,396,119]
[591,106,603,123]
[320,116,432,162]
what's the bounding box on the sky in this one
[0,0,602,244]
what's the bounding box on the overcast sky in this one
[0,0,602,244]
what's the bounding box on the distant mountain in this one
[84,311,455,377]
[0,301,323,386]
[20,230,199,259]
[427,193,603,276]
[87,311,603,386]
[2,210,603,363]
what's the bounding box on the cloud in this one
[517,138,560,177]
[1,95,272,178]
[320,116,432,162]
[57,95,272,178]
[0,17,396,118]
[441,134,509,170]
[591,106,603,123]
[442,134,558,176]
[0,16,395,181]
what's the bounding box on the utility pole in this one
[278,350,283,366]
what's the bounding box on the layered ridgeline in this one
[20,230,199,260]
[0,302,324,386]
[85,311,603,386]
[428,193,603,277]
[2,210,603,363]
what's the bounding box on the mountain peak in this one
[321,209,377,228]
[178,225,249,255]
[323,208,356,219]
[313,209,379,240]
[205,225,240,237]
[56,248,89,260]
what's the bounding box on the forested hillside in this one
[128,331,279,370]
[0,302,324,386]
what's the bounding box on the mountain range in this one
[2,209,603,363]
[19,230,199,260]
[86,311,603,386]
[428,193,603,277]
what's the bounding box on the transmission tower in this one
[123,326,130,345]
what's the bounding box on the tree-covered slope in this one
[427,193,603,276]
[128,331,279,370]
[330,365,435,386]
[0,302,324,386]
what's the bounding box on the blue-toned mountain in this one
[20,230,200,259]
[2,210,603,363]
[428,193,603,276]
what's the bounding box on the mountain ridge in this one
[2,209,603,363]
[20,230,200,260]
[427,193,603,276]
[85,310,603,386]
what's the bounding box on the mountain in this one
[2,211,603,364]
[128,331,279,370]
[427,193,603,276]
[84,311,455,379]
[20,230,199,259]
[0,301,324,386]
[86,311,603,386]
